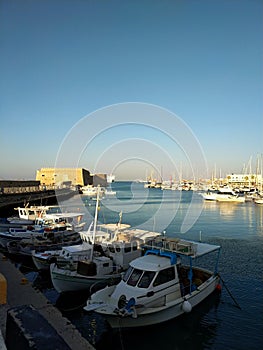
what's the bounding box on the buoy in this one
[216,283,222,292]
[182,300,192,313]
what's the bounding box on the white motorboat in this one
[215,187,245,203]
[84,236,221,328]
[200,190,218,201]
[200,187,245,203]
[81,185,105,196]
[104,189,116,196]
[254,198,263,204]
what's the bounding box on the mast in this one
[90,186,101,258]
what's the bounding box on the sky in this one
[1,0,262,182]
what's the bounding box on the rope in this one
[118,317,125,350]
[218,273,242,310]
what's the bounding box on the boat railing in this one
[143,237,198,256]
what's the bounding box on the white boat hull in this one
[254,199,263,204]
[86,275,220,328]
[50,263,121,293]
[216,196,245,203]
[32,251,61,270]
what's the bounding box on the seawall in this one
[0,253,94,350]
[0,189,77,217]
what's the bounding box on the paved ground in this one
[0,253,94,350]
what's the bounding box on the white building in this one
[226,173,262,188]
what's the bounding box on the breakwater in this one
[0,189,77,217]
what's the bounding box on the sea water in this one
[28,182,263,349]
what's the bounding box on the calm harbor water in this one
[11,182,263,349]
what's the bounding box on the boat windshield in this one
[127,268,143,286]
[123,266,133,282]
[123,267,156,288]
[137,271,156,288]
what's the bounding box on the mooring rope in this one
[218,273,242,310]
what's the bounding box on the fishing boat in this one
[49,238,143,293]
[0,211,85,252]
[33,220,160,272]
[84,236,221,328]
[34,212,86,232]
[32,240,95,271]
[49,190,161,293]
[0,226,45,249]
[7,204,53,225]
[6,231,82,257]
[49,221,159,293]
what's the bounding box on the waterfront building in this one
[36,168,92,189]
[92,173,107,187]
[226,173,262,189]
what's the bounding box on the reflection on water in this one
[254,204,263,236]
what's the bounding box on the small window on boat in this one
[124,246,131,253]
[153,267,175,286]
[127,268,143,287]
[103,263,109,267]
[116,245,121,252]
[108,246,115,253]
[132,242,138,251]
[123,266,133,282]
[138,271,155,288]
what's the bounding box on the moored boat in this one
[6,231,81,257]
[254,197,263,204]
[200,187,245,203]
[84,236,221,328]
[49,191,162,293]
[7,205,53,225]
[0,226,45,249]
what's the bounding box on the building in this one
[92,173,107,187]
[226,173,262,188]
[36,168,92,189]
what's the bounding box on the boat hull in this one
[92,275,220,328]
[50,263,121,293]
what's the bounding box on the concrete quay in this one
[0,253,94,350]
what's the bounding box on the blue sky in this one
[1,0,262,181]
